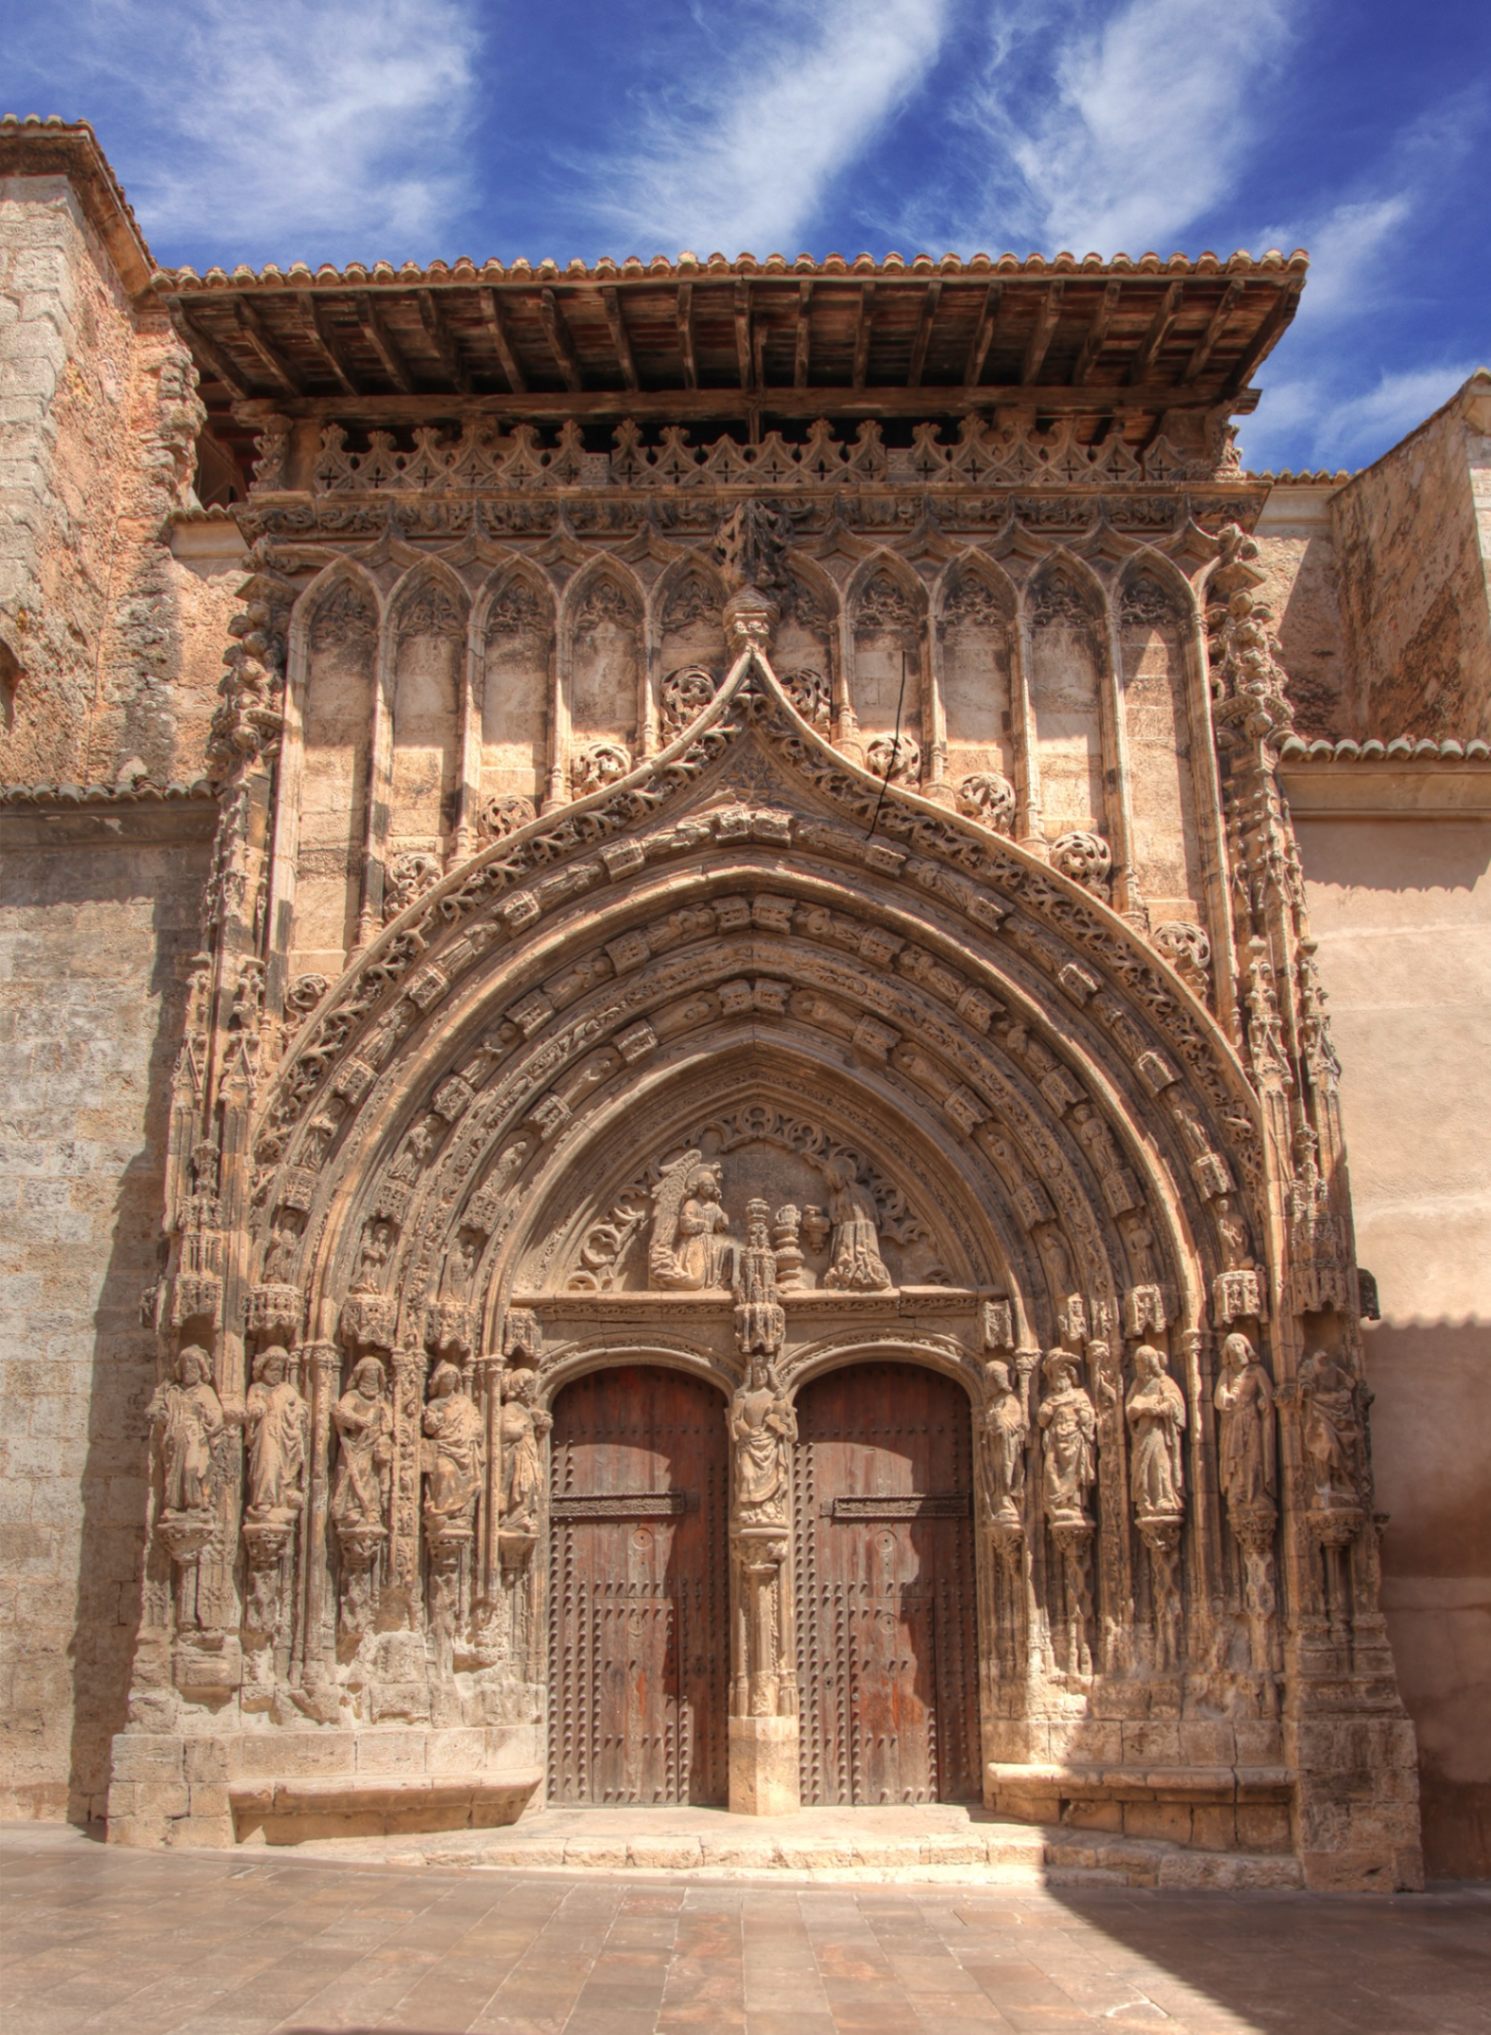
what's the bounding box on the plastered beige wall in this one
[0,811,212,1819]
[1297,809,1491,1877]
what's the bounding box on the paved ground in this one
[2,1824,1489,2035]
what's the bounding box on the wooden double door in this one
[547,1359,979,1809]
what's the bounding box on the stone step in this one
[282,1802,1299,1889]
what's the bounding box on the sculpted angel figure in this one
[244,1345,308,1522]
[422,1361,485,1528]
[500,1367,552,1534]
[822,1151,892,1291]
[1038,1349,1096,1525]
[1214,1332,1276,1514]
[1298,1347,1363,1508]
[980,1360,1029,1527]
[331,1357,393,1532]
[729,1356,797,1526]
[1126,1344,1187,1520]
[649,1152,736,1290]
[149,1346,226,1515]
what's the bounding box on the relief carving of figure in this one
[1126,1344,1187,1520]
[1215,1332,1276,1513]
[649,1151,736,1290]
[729,1356,797,1526]
[822,1152,892,1291]
[499,1367,552,1533]
[149,1346,226,1515]
[1038,1349,1096,1525]
[244,1346,308,1522]
[1298,1348,1364,1509]
[422,1361,485,1529]
[331,1357,393,1531]
[980,1360,1029,1527]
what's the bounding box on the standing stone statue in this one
[422,1360,485,1533]
[1215,1332,1276,1513]
[1298,1347,1364,1508]
[729,1356,797,1527]
[499,1367,551,1534]
[649,1151,736,1290]
[979,1360,1029,1527]
[822,1152,891,1291]
[1038,1349,1096,1525]
[244,1345,308,1523]
[331,1356,393,1531]
[1125,1344,1187,1520]
[149,1346,226,1516]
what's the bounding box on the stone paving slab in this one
[2,1823,1489,2035]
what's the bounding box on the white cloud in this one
[36,0,482,263]
[1244,360,1482,472]
[594,0,950,255]
[955,0,1296,254]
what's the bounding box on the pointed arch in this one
[1022,549,1110,845]
[561,554,645,778]
[650,554,728,747]
[845,549,930,781]
[775,554,840,731]
[475,559,556,817]
[936,551,1019,798]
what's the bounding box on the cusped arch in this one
[934,549,1018,624]
[473,555,558,642]
[1020,546,1107,628]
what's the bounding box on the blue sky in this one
[6,0,1488,471]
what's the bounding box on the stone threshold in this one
[268,1801,1302,1890]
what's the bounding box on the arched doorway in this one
[547,1365,729,1805]
[793,1361,980,1805]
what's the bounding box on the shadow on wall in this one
[1367,1317,1491,1882]
[1292,812,1491,895]
[64,858,209,1827]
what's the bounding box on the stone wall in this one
[0,164,226,789]
[0,801,213,1820]
[1294,792,1491,1878]
[1330,373,1491,744]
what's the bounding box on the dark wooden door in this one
[548,1365,728,1805]
[794,1361,980,1805]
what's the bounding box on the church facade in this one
[2,119,1487,1888]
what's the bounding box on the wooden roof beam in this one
[601,286,639,391]
[416,290,471,394]
[233,301,303,396]
[354,293,414,393]
[1128,280,1182,385]
[733,279,753,392]
[1181,279,1244,384]
[676,282,697,390]
[305,297,358,396]
[1073,280,1120,385]
[178,308,252,399]
[1021,282,1064,385]
[480,289,527,395]
[538,289,583,391]
[793,280,813,390]
[963,281,1003,389]
[1221,275,1305,396]
[852,282,876,391]
[907,279,942,389]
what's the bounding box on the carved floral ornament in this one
[242,650,1263,1364]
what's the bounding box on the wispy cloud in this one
[21,0,482,264]
[946,0,1297,253]
[593,0,950,255]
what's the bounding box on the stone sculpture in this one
[1038,1349,1097,1525]
[979,1359,1029,1528]
[331,1356,393,1533]
[499,1366,551,1539]
[243,1345,308,1522]
[421,1361,484,1534]
[149,1346,226,1518]
[649,1151,736,1290]
[1298,1348,1364,1511]
[729,1356,796,1528]
[1126,1344,1187,1520]
[1215,1332,1276,1513]
[822,1151,891,1291]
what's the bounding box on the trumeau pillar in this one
[727,1200,799,1815]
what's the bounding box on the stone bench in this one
[230,1767,542,1845]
